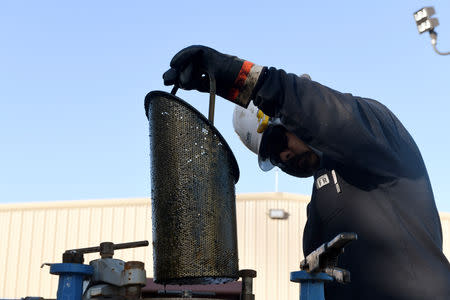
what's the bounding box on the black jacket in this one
[253,68,450,299]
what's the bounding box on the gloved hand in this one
[163,45,265,107]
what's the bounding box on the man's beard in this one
[281,151,320,178]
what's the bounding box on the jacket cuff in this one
[228,62,265,107]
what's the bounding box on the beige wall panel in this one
[101,207,114,242]
[266,196,279,300]
[243,199,256,268]
[66,208,80,249]
[89,207,103,245]
[133,205,149,264]
[0,194,449,299]
[17,210,35,295]
[4,211,20,296]
[254,196,268,298]
[441,213,450,255]
[287,198,301,299]
[236,200,246,268]
[276,199,290,300]
[44,209,59,294]
[31,210,48,297]
[236,193,310,300]
[0,211,11,293]
[122,206,138,262]
[55,209,69,256]
[7,211,26,296]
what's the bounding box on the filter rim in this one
[145,90,240,183]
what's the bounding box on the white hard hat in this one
[232,102,279,171]
[233,74,312,172]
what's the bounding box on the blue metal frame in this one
[50,263,93,300]
[291,270,333,300]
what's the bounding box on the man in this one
[163,45,450,299]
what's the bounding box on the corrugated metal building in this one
[1,192,449,299]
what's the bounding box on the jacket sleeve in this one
[252,67,425,178]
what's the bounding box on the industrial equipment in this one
[291,233,358,300]
[33,233,354,300]
[42,241,149,300]
[12,82,355,300]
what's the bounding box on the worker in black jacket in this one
[163,45,450,299]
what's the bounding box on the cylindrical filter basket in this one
[145,90,240,285]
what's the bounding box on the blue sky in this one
[1,1,449,212]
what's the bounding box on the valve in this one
[64,240,149,261]
[44,241,149,300]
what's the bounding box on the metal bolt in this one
[99,242,114,258]
[62,250,84,264]
[239,269,257,300]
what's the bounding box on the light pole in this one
[414,6,449,56]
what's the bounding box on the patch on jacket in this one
[316,174,330,189]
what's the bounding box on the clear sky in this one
[1,1,449,212]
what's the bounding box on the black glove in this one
[163,45,265,107]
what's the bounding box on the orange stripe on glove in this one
[228,61,254,101]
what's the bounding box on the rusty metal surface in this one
[145,91,240,285]
[124,261,145,270]
[142,277,242,295]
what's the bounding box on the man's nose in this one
[279,150,294,162]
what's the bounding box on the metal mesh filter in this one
[145,91,240,285]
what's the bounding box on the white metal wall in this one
[0,193,449,299]
[441,212,450,256]
[236,193,309,300]
[0,198,152,298]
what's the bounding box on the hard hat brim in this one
[257,124,291,172]
[257,127,276,171]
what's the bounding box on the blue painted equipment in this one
[50,263,93,300]
[290,232,357,300]
[291,271,333,300]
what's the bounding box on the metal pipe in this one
[66,240,149,254]
[208,75,216,124]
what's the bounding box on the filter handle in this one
[207,74,216,124]
[170,85,179,95]
[170,72,216,125]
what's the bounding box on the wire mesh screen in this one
[145,91,240,285]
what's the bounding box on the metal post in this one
[239,269,257,300]
[50,263,93,300]
[290,271,333,300]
